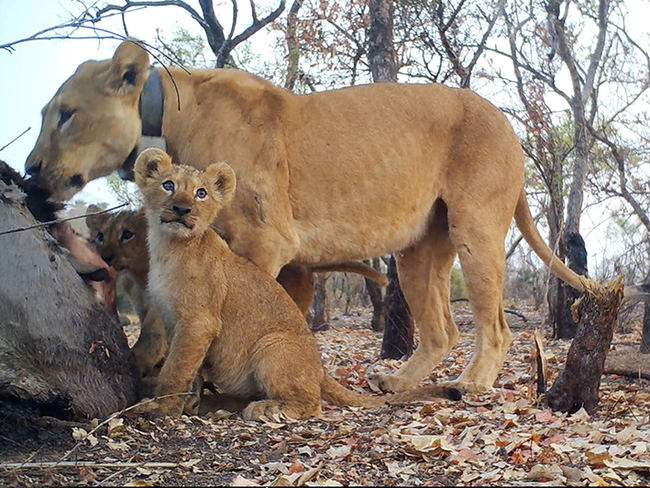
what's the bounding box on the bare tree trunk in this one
[553,232,588,339]
[368,0,415,358]
[381,256,414,360]
[284,0,303,90]
[642,272,650,354]
[309,275,329,332]
[364,258,385,332]
[546,278,623,413]
[368,0,398,82]
[0,169,139,420]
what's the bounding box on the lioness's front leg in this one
[217,180,300,278]
[136,320,215,417]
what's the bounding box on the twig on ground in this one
[0,461,178,470]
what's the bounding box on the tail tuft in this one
[444,387,463,401]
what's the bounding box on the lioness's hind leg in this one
[449,217,512,392]
[367,203,458,392]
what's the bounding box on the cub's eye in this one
[162,180,175,192]
[58,109,75,127]
[120,229,134,241]
[195,188,208,200]
[95,232,104,244]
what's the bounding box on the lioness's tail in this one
[311,261,388,286]
[514,189,586,292]
[320,374,462,409]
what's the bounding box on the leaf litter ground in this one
[1,303,648,486]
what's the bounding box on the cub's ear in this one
[85,204,106,230]
[134,148,172,188]
[205,162,236,206]
[106,39,149,96]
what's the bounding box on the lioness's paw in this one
[365,370,416,393]
[443,379,491,394]
[132,397,184,418]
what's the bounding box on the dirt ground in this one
[1,303,648,487]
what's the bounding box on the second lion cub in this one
[134,148,460,420]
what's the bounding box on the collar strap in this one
[139,67,163,137]
[118,68,165,180]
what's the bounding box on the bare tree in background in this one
[366,0,415,360]
[498,0,649,338]
[94,0,286,67]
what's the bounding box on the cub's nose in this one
[172,204,191,216]
[102,254,114,266]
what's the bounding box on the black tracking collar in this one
[139,67,164,137]
[118,68,165,180]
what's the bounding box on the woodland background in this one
[0,0,649,486]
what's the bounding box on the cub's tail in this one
[320,374,462,409]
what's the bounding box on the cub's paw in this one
[242,400,287,422]
[132,397,184,418]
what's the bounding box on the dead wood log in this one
[603,368,650,381]
[545,277,624,414]
[450,298,528,322]
[0,164,139,420]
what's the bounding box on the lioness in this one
[85,208,168,378]
[133,148,460,419]
[26,40,589,392]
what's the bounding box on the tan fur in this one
[27,40,591,392]
[86,208,168,378]
[132,148,460,420]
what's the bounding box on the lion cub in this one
[86,208,168,379]
[133,148,460,420]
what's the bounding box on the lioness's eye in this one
[95,232,104,244]
[196,188,208,200]
[162,180,175,192]
[121,229,134,241]
[58,109,75,127]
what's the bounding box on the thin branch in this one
[0,127,31,153]
[95,1,209,30]
[230,1,286,48]
[0,203,129,237]
[1,461,178,470]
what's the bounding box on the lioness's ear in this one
[107,39,149,95]
[134,148,172,188]
[85,204,106,230]
[206,162,236,206]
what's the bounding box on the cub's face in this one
[86,208,148,272]
[133,148,236,240]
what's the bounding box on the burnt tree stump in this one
[0,166,139,420]
[381,255,414,360]
[546,277,624,414]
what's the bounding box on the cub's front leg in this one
[135,319,216,417]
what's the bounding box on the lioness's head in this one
[134,148,236,240]
[86,207,148,274]
[26,41,149,201]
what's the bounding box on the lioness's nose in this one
[172,204,191,216]
[26,160,43,176]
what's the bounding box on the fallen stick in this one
[451,298,528,322]
[603,368,650,381]
[0,461,178,470]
